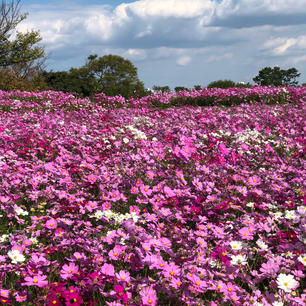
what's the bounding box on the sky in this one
[18,0,306,89]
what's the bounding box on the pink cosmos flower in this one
[115,270,131,283]
[88,174,97,184]
[85,201,97,212]
[23,274,48,288]
[248,175,261,186]
[169,278,183,289]
[219,143,229,156]
[164,186,175,197]
[110,190,121,202]
[45,218,57,230]
[146,170,154,179]
[181,145,193,159]
[130,186,139,194]
[192,178,203,190]
[162,263,181,278]
[23,239,32,247]
[100,263,115,276]
[60,263,79,280]
[103,201,111,210]
[140,285,157,306]
[140,185,152,197]
[0,289,9,298]
[129,205,140,214]
[239,227,255,240]
[15,292,27,302]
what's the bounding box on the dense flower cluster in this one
[94,86,306,108]
[0,89,306,305]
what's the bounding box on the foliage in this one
[174,86,189,92]
[0,0,45,68]
[0,64,48,91]
[0,0,45,91]
[207,79,237,88]
[42,68,97,97]
[84,54,146,98]
[193,85,202,90]
[152,85,171,93]
[253,66,300,86]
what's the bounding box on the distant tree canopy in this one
[207,80,236,89]
[43,54,147,98]
[0,0,46,91]
[207,79,252,89]
[152,85,171,93]
[42,68,97,97]
[174,86,189,92]
[253,66,300,86]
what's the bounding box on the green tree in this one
[42,68,97,97]
[174,86,189,92]
[84,54,146,98]
[0,0,46,91]
[193,85,202,90]
[253,66,300,86]
[207,79,236,88]
[0,0,45,68]
[152,85,171,93]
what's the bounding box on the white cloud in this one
[176,56,192,66]
[205,53,233,62]
[291,55,306,65]
[123,48,147,60]
[262,35,306,55]
[15,0,306,85]
[122,0,215,18]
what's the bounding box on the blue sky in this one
[18,0,306,89]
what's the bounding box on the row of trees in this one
[0,1,304,97]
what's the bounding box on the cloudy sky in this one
[19,0,306,89]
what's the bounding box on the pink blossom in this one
[60,263,79,280]
[23,274,48,288]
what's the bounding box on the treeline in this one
[0,1,304,97]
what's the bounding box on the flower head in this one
[276,273,298,293]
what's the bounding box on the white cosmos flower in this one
[285,210,298,222]
[230,254,247,265]
[298,254,306,266]
[229,241,243,251]
[256,239,269,250]
[8,249,25,264]
[272,301,284,306]
[14,206,28,216]
[276,273,298,293]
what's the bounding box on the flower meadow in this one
[0,87,306,306]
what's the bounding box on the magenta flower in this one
[211,246,230,265]
[23,274,48,288]
[114,284,129,303]
[60,263,79,280]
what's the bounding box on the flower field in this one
[0,87,306,306]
